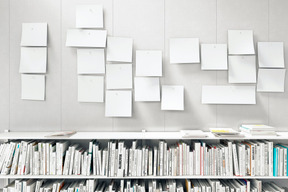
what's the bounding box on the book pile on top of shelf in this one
[3,179,287,192]
[0,139,287,177]
[239,124,276,136]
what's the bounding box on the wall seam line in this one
[8,0,11,131]
[163,0,166,132]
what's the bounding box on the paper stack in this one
[240,124,276,135]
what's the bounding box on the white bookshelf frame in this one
[0,131,288,140]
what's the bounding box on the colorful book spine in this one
[273,148,278,176]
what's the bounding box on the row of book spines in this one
[3,140,288,177]
[4,179,269,192]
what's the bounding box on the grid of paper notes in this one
[18,5,285,115]
[20,23,48,101]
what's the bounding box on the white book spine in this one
[11,143,20,175]
[2,143,16,175]
[21,142,28,175]
[117,142,124,177]
[284,148,287,176]
[224,147,229,176]
[232,144,239,176]
[34,151,40,175]
[144,148,148,176]
[124,148,129,177]
[228,142,233,176]
[63,150,70,175]
[0,144,9,173]
[189,151,193,175]
[179,143,183,176]
[24,143,31,175]
[251,144,255,176]
[69,146,75,175]
[163,143,167,176]
[51,152,56,175]
[260,143,265,176]
[153,148,157,176]
[148,149,153,176]
[96,145,100,175]
[201,144,204,176]
[110,143,116,177]
[128,148,132,177]
[101,150,106,176]
[92,144,96,175]
[159,141,164,176]
[46,143,50,175]
[195,143,201,175]
[137,149,142,176]
[268,141,273,176]
[280,148,284,176]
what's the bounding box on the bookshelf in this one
[1,131,288,192]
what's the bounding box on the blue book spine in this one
[273,148,278,176]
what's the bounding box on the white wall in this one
[0,0,287,132]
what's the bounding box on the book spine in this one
[273,147,278,176]
[232,144,239,176]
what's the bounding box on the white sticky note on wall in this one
[66,29,107,47]
[161,85,184,110]
[76,5,103,28]
[78,75,104,102]
[258,42,285,68]
[136,50,162,76]
[228,56,256,83]
[257,69,286,92]
[21,23,47,46]
[19,47,47,73]
[21,74,45,101]
[106,64,132,89]
[106,37,133,62]
[105,90,132,117]
[201,44,228,70]
[170,38,200,63]
[77,49,105,74]
[228,30,255,55]
[134,77,160,102]
[202,85,256,104]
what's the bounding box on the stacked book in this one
[3,179,286,192]
[240,125,276,135]
[0,140,287,177]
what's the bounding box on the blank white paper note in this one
[21,23,47,46]
[21,74,45,101]
[134,77,160,102]
[201,44,228,70]
[19,47,47,73]
[228,30,255,55]
[106,64,132,89]
[66,29,107,47]
[161,85,184,110]
[78,75,104,102]
[228,56,256,83]
[202,85,256,104]
[170,38,200,64]
[106,37,133,62]
[136,50,162,76]
[105,90,132,117]
[257,69,286,92]
[76,5,103,28]
[258,42,285,68]
[77,49,105,74]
